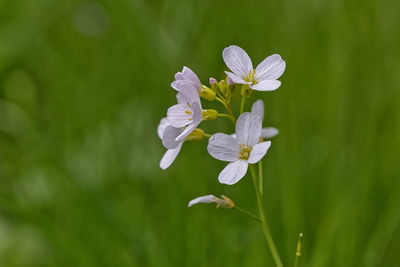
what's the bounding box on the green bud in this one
[202,109,218,120]
[226,77,234,93]
[219,80,227,96]
[209,77,219,91]
[199,85,216,101]
[185,128,204,141]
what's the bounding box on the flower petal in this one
[174,72,185,81]
[254,54,286,81]
[160,142,183,170]
[174,67,202,91]
[175,123,197,141]
[250,80,281,91]
[162,126,184,149]
[173,81,200,103]
[181,66,201,90]
[235,112,262,147]
[171,81,179,91]
[188,195,216,207]
[218,160,248,185]
[225,71,250,84]
[176,92,186,104]
[207,133,240,161]
[251,99,264,121]
[248,141,271,164]
[261,127,279,139]
[191,100,202,123]
[223,45,253,78]
[157,118,169,139]
[167,104,192,127]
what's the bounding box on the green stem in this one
[240,95,246,114]
[225,102,236,122]
[294,233,303,267]
[249,165,284,267]
[203,133,212,138]
[215,96,228,108]
[215,97,236,123]
[234,206,262,222]
[217,113,236,123]
[259,161,263,195]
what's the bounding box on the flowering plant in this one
[158,45,302,267]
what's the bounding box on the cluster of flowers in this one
[157,45,286,207]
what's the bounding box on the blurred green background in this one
[1,0,400,266]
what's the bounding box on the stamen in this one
[245,69,256,83]
[239,144,252,160]
[185,110,192,114]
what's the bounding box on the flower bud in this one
[185,128,204,141]
[202,109,218,120]
[209,77,219,92]
[199,85,216,101]
[227,77,234,87]
[209,77,217,86]
[219,80,227,96]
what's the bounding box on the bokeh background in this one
[1,0,400,266]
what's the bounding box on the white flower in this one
[157,118,183,170]
[171,66,201,92]
[167,82,203,141]
[223,45,285,91]
[207,113,271,185]
[188,195,234,208]
[251,99,279,139]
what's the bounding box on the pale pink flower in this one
[223,45,285,91]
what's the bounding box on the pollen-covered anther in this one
[245,69,257,83]
[239,144,252,160]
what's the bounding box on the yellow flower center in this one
[244,69,258,84]
[239,144,252,160]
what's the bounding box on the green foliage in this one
[1,0,400,266]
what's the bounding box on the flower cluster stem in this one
[258,161,263,195]
[240,95,246,114]
[216,96,236,123]
[234,206,262,222]
[217,113,236,123]
[250,165,284,267]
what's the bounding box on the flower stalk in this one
[234,206,262,222]
[250,165,284,267]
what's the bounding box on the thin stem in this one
[249,165,284,267]
[225,102,236,122]
[215,96,228,108]
[234,206,262,222]
[215,97,236,123]
[294,233,303,267]
[217,113,236,123]
[240,95,246,114]
[258,161,263,195]
[203,133,212,138]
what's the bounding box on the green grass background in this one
[1,0,400,266]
